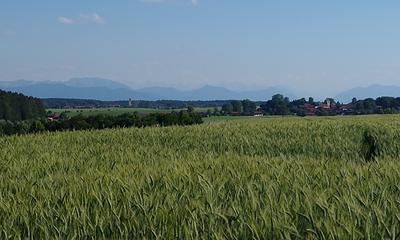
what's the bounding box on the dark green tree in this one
[222,103,233,113]
[231,100,243,112]
[187,105,195,113]
[241,99,257,113]
[261,94,291,115]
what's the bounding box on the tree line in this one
[0,110,203,136]
[221,100,258,115]
[218,95,400,116]
[0,90,45,121]
[260,94,400,116]
[4,88,400,137]
[350,97,400,115]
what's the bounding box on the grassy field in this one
[48,107,215,117]
[1,115,400,238]
[202,115,297,123]
[203,115,257,123]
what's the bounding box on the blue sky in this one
[1,0,400,96]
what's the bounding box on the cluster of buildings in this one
[303,100,354,116]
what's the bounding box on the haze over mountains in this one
[0,78,399,102]
[0,78,296,101]
[335,85,400,103]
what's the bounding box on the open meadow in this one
[1,115,400,238]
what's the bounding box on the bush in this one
[362,130,380,162]
[361,127,389,162]
[29,120,45,133]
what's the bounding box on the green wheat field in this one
[1,115,400,239]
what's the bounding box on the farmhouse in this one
[47,113,61,122]
[318,100,334,110]
[303,103,317,116]
[253,111,264,117]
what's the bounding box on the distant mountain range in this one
[1,78,399,102]
[0,78,296,101]
[335,84,400,103]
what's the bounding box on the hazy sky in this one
[1,0,400,96]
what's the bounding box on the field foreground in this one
[1,116,400,239]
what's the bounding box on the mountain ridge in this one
[335,84,400,103]
[2,78,399,102]
[0,78,296,101]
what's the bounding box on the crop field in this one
[48,107,215,117]
[1,115,400,238]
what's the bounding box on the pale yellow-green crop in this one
[1,115,400,239]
